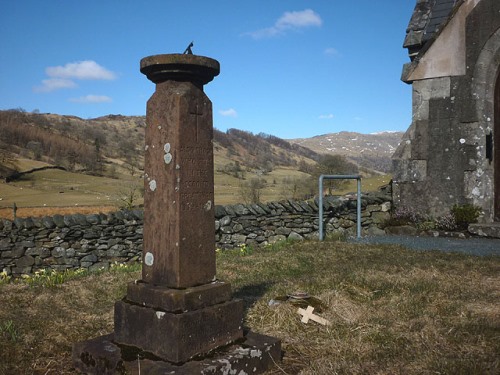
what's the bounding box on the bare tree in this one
[239,177,266,204]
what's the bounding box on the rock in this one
[275,227,291,236]
[73,214,88,226]
[220,216,232,226]
[288,232,304,241]
[17,255,35,267]
[81,254,98,263]
[371,212,390,225]
[233,204,249,216]
[233,224,243,232]
[42,217,56,229]
[52,247,66,258]
[381,202,391,212]
[53,215,66,228]
[0,238,12,251]
[468,223,500,238]
[214,205,227,218]
[86,214,101,225]
[231,234,247,244]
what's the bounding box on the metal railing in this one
[318,175,362,240]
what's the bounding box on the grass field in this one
[0,240,498,374]
[0,163,390,219]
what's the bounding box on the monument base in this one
[113,281,246,363]
[114,298,244,363]
[72,281,281,373]
[72,331,281,375]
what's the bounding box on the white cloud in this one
[69,95,112,103]
[46,60,116,80]
[245,9,322,39]
[324,47,340,57]
[277,9,322,29]
[34,60,117,93]
[319,114,334,120]
[33,78,77,92]
[219,108,238,117]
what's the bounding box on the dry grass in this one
[0,205,118,220]
[0,156,391,211]
[0,268,139,374]
[1,241,499,374]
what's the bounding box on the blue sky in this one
[0,1,416,139]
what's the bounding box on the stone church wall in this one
[0,192,391,276]
[394,0,500,221]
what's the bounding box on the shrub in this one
[417,220,436,231]
[451,204,481,230]
[387,206,427,227]
[435,214,457,231]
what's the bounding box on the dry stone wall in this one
[0,192,391,276]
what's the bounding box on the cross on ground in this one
[297,306,330,326]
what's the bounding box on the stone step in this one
[468,223,500,238]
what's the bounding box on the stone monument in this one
[72,53,281,374]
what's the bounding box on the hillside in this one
[0,110,396,212]
[0,110,322,209]
[0,110,320,177]
[289,131,404,173]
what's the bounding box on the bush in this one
[451,204,481,230]
[435,214,457,231]
[389,204,481,232]
[387,206,427,227]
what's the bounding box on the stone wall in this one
[0,192,391,276]
[0,210,144,276]
[394,0,500,221]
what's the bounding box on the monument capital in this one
[140,53,220,86]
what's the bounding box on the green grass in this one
[1,240,498,374]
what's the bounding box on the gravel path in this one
[351,235,500,256]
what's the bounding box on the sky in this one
[0,1,417,139]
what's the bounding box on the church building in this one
[393,0,500,223]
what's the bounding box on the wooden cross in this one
[297,306,330,326]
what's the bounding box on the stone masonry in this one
[394,0,500,222]
[0,192,391,277]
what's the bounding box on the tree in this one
[280,176,316,200]
[124,153,142,177]
[26,141,43,160]
[313,154,359,194]
[239,177,266,204]
[85,138,105,175]
[117,186,142,210]
[0,146,17,176]
[298,160,315,174]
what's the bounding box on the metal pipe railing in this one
[318,175,362,240]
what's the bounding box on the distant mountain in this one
[288,131,404,173]
[0,110,319,179]
[0,110,401,180]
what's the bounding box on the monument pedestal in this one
[73,331,281,375]
[114,282,244,363]
[73,280,281,374]
[73,53,280,374]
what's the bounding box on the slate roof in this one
[404,0,460,60]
